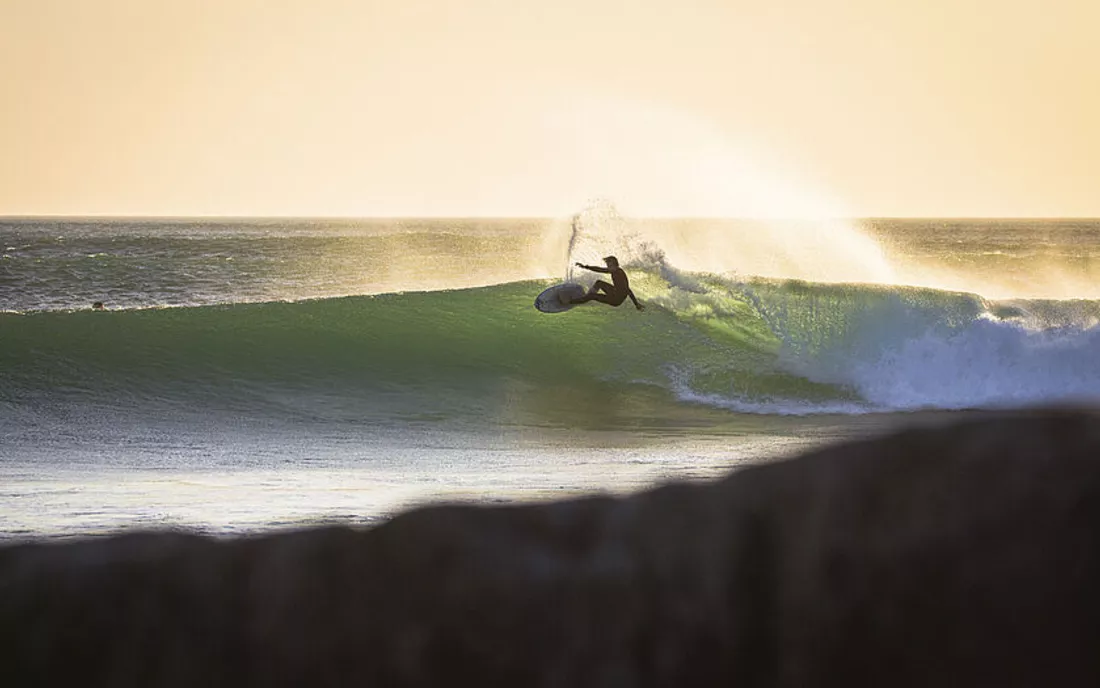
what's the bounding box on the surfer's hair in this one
[604,255,619,266]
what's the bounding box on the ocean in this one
[4,213,1100,538]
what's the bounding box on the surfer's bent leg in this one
[590,282,628,306]
[572,283,627,307]
[571,280,614,304]
[590,280,614,296]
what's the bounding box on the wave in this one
[5,268,1100,424]
[682,277,1100,412]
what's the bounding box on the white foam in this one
[843,317,1100,410]
[655,269,1100,414]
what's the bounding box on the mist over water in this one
[559,201,897,286]
[559,205,1100,301]
[867,219,1100,300]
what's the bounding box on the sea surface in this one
[4,212,1100,538]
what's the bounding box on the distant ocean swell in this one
[4,270,1100,421]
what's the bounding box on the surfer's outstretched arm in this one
[628,289,644,311]
[575,262,611,274]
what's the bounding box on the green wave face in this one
[5,274,1100,427]
[0,275,823,429]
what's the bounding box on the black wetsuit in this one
[605,268,630,305]
[574,267,630,306]
[570,261,642,309]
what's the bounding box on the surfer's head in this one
[603,256,619,268]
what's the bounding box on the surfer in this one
[571,256,644,310]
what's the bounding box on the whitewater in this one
[3,213,1100,537]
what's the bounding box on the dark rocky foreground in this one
[4,409,1100,686]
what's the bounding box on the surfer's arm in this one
[628,289,644,311]
[575,262,611,274]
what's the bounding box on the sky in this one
[2,0,1098,218]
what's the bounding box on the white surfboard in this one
[534,282,587,313]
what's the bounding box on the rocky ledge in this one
[4,408,1100,686]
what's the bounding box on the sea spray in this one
[562,201,897,286]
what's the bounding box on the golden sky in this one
[2,0,1098,217]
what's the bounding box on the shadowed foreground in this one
[4,409,1100,686]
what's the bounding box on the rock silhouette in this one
[3,409,1100,686]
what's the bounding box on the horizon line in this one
[4,214,1100,222]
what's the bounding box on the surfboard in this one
[534,282,587,313]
